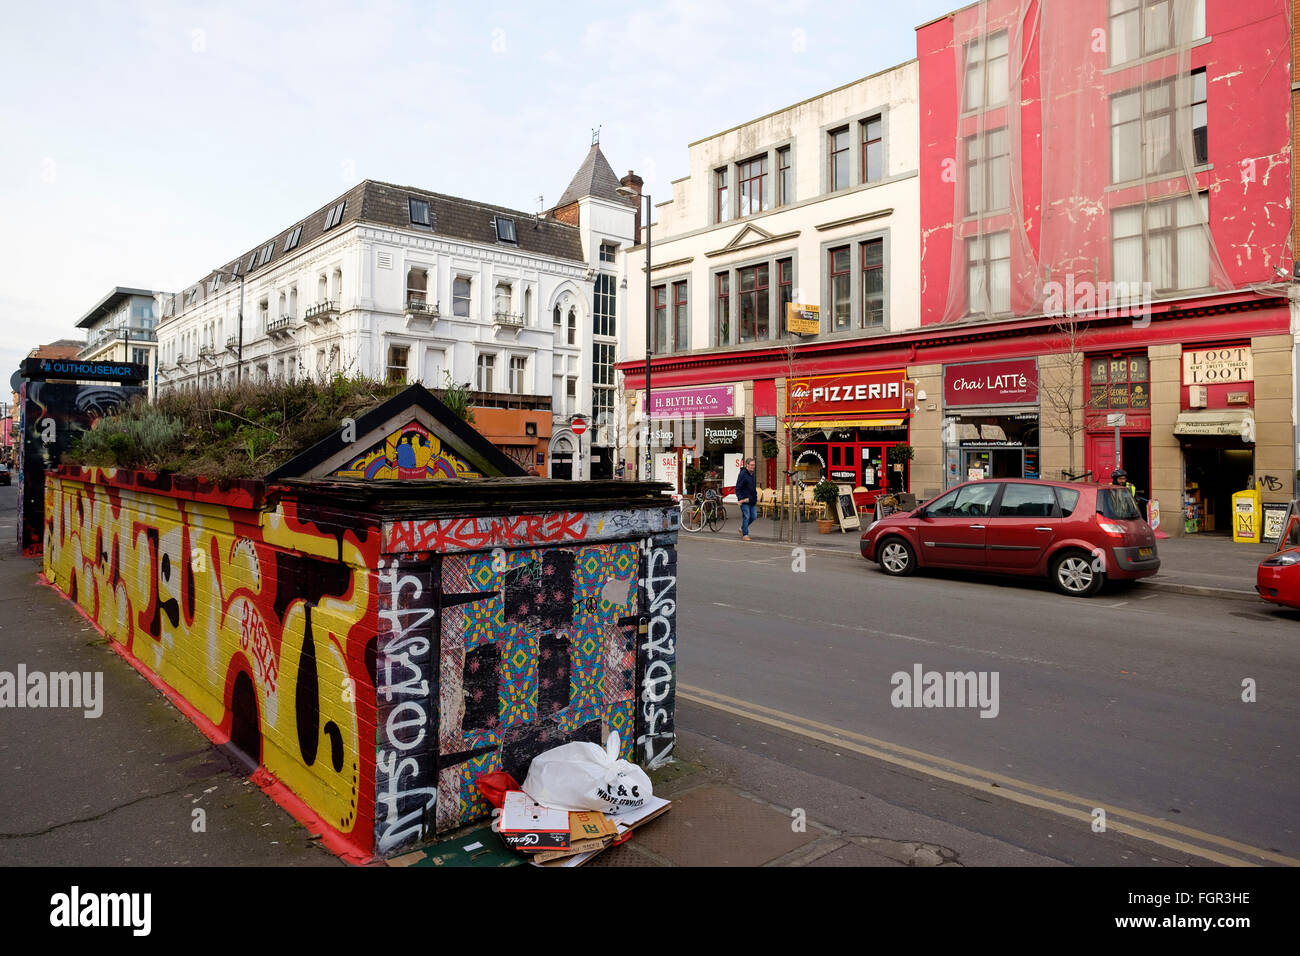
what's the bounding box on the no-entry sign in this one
[571,417,588,436]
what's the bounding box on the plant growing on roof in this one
[439,370,476,426]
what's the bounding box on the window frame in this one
[828,126,850,192]
[452,275,472,318]
[965,230,1012,317]
[737,153,769,217]
[819,230,891,333]
[964,126,1011,216]
[1086,352,1152,411]
[509,355,527,393]
[777,145,793,206]
[715,167,730,224]
[409,198,432,228]
[962,29,1009,112]
[861,114,883,184]
[495,217,517,243]
[386,344,410,385]
[1107,0,1205,67]
[476,353,496,392]
[1111,191,1210,295]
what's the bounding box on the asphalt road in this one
[676,532,1300,863]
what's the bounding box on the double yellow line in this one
[679,683,1296,867]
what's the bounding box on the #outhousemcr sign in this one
[943,358,1039,407]
[644,384,734,418]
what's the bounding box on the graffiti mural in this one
[432,542,641,832]
[330,420,481,480]
[637,534,677,768]
[43,469,380,860]
[19,381,143,555]
[374,558,439,855]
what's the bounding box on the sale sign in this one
[786,369,913,417]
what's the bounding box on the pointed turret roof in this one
[555,143,637,209]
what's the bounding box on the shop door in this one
[860,446,886,496]
[1086,434,1119,482]
[828,444,857,486]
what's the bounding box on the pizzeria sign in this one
[787,369,914,418]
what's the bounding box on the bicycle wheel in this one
[707,502,725,532]
[681,504,705,533]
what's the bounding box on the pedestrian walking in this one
[736,456,758,541]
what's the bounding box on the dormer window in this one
[283,225,302,252]
[495,217,517,243]
[409,198,432,228]
[324,200,347,230]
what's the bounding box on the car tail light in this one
[1095,514,1127,538]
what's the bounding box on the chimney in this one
[619,170,644,243]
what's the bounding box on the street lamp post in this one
[617,186,652,481]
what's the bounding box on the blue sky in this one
[0,0,959,381]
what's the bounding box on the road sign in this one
[571,417,588,436]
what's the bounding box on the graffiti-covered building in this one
[42,384,680,861]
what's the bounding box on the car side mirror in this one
[915,507,927,519]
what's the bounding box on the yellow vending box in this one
[1232,488,1262,543]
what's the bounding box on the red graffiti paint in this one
[386,511,589,553]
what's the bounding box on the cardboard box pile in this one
[497,789,671,867]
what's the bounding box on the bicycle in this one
[681,489,727,533]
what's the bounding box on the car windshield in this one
[1098,487,1141,520]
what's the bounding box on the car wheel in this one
[877,537,916,577]
[1051,550,1102,597]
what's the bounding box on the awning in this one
[789,418,906,430]
[1172,410,1255,440]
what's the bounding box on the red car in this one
[1257,513,1300,609]
[860,478,1159,597]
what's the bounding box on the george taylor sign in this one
[944,359,1039,407]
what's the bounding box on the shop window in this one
[1088,353,1150,409]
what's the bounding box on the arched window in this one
[332,268,343,301]
[318,274,328,303]
[567,307,577,345]
[289,285,298,318]
[553,305,562,329]
[406,268,428,309]
[524,288,532,325]
[278,292,287,317]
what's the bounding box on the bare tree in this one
[776,335,818,543]
[1039,315,1090,479]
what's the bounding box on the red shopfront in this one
[786,368,915,506]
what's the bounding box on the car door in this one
[917,483,999,567]
[986,482,1060,571]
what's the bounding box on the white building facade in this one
[618,62,921,491]
[157,154,637,477]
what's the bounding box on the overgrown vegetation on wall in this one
[68,376,407,479]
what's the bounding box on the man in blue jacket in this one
[735,456,758,541]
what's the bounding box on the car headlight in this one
[1262,552,1300,567]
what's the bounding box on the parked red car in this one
[860,478,1159,597]
[1257,512,1300,609]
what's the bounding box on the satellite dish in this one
[10,369,22,394]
